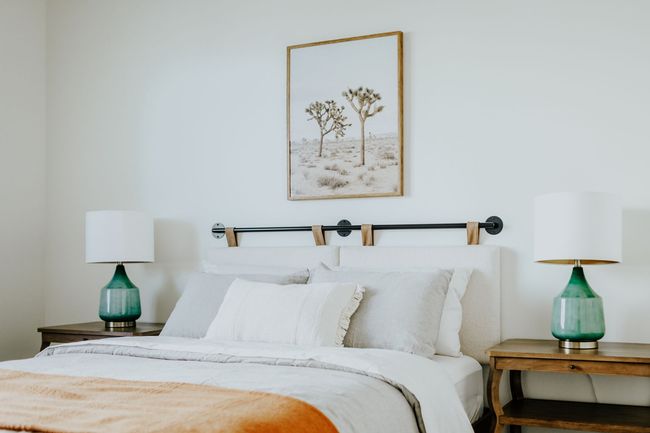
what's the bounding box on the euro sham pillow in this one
[332,265,472,357]
[204,279,364,347]
[161,271,309,338]
[309,267,452,358]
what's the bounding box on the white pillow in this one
[436,268,472,357]
[203,262,310,279]
[320,264,472,357]
[204,279,364,347]
[160,271,310,339]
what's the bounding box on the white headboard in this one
[205,245,500,363]
[206,246,340,268]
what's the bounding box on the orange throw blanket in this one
[0,369,339,433]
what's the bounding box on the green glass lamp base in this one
[99,264,141,328]
[551,265,605,350]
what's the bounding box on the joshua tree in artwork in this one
[305,100,350,157]
[342,87,384,165]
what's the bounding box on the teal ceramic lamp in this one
[534,192,622,350]
[85,211,154,329]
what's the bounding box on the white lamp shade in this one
[86,211,154,263]
[534,192,622,265]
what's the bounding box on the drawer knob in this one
[569,364,576,369]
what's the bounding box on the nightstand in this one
[37,322,164,351]
[487,339,650,433]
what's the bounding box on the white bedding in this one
[432,355,484,423]
[0,337,474,433]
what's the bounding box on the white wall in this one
[43,0,650,428]
[0,0,46,360]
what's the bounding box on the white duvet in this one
[0,336,473,433]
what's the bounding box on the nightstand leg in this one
[508,370,523,433]
[488,358,504,433]
[509,370,523,401]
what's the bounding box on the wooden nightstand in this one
[486,339,650,433]
[38,322,164,351]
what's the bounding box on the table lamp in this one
[85,210,154,328]
[534,192,621,349]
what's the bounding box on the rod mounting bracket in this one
[485,216,503,235]
[336,219,352,237]
[212,223,225,239]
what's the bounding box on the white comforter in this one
[0,337,473,433]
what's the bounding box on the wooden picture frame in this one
[287,31,404,200]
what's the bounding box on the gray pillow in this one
[161,271,309,338]
[309,268,451,358]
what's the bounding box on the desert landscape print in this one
[287,32,403,200]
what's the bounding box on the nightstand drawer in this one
[38,322,164,351]
[496,357,650,377]
[41,333,110,344]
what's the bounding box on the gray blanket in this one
[0,337,474,433]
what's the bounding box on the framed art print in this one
[287,31,403,200]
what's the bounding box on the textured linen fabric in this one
[332,265,472,357]
[4,337,475,433]
[204,246,340,269]
[430,354,484,422]
[309,268,451,358]
[0,369,338,433]
[338,246,501,363]
[202,262,310,279]
[161,271,309,338]
[205,279,364,347]
[435,268,472,356]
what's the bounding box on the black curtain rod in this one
[212,216,503,239]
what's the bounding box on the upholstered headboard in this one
[205,246,340,268]
[205,245,501,363]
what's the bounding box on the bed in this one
[0,245,500,433]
